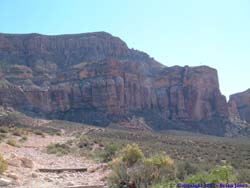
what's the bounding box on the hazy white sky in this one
[1,0,249,99]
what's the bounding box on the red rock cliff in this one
[0,32,229,126]
[228,89,250,123]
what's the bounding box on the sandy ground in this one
[0,134,109,188]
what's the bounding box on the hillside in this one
[0,108,249,187]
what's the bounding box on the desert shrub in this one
[7,139,18,147]
[109,144,176,188]
[176,161,198,180]
[185,171,208,184]
[19,136,28,142]
[0,127,8,133]
[109,155,176,188]
[109,158,150,188]
[46,143,71,156]
[144,154,175,182]
[186,165,237,184]
[33,130,45,137]
[237,169,250,183]
[0,153,7,174]
[99,143,118,162]
[77,135,91,148]
[152,181,178,188]
[78,134,89,141]
[109,161,130,188]
[56,132,62,136]
[207,165,237,183]
[121,143,144,166]
[129,160,156,188]
[146,154,174,168]
[0,133,7,142]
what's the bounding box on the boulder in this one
[5,158,21,167]
[0,178,13,186]
[20,157,34,168]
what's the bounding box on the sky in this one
[0,0,249,99]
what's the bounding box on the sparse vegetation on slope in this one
[0,153,7,174]
[108,143,243,187]
[7,139,18,147]
[98,143,118,162]
[0,110,249,187]
[108,143,247,187]
[86,128,250,171]
[46,143,71,156]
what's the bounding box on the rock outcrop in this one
[228,89,250,123]
[0,32,229,131]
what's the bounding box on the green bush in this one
[0,153,7,174]
[77,135,91,148]
[0,127,8,134]
[33,130,45,137]
[121,143,144,166]
[109,156,176,188]
[19,136,28,142]
[108,144,176,188]
[145,154,174,168]
[129,160,156,188]
[108,161,130,188]
[99,143,118,162]
[56,132,62,136]
[186,165,237,184]
[0,133,7,142]
[7,139,18,147]
[152,181,178,188]
[176,161,198,180]
[144,154,175,182]
[46,143,71,156]
[186,171,208,184]
[208,165,237,183]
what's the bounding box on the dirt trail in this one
[0,134,108,188]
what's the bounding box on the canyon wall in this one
[228,89,250,123]
[0,32,229,129]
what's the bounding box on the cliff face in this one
[228,89,250,123]
[0,32,229,128]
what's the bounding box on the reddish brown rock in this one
[0,32,229,129]
[228,89,250,123]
